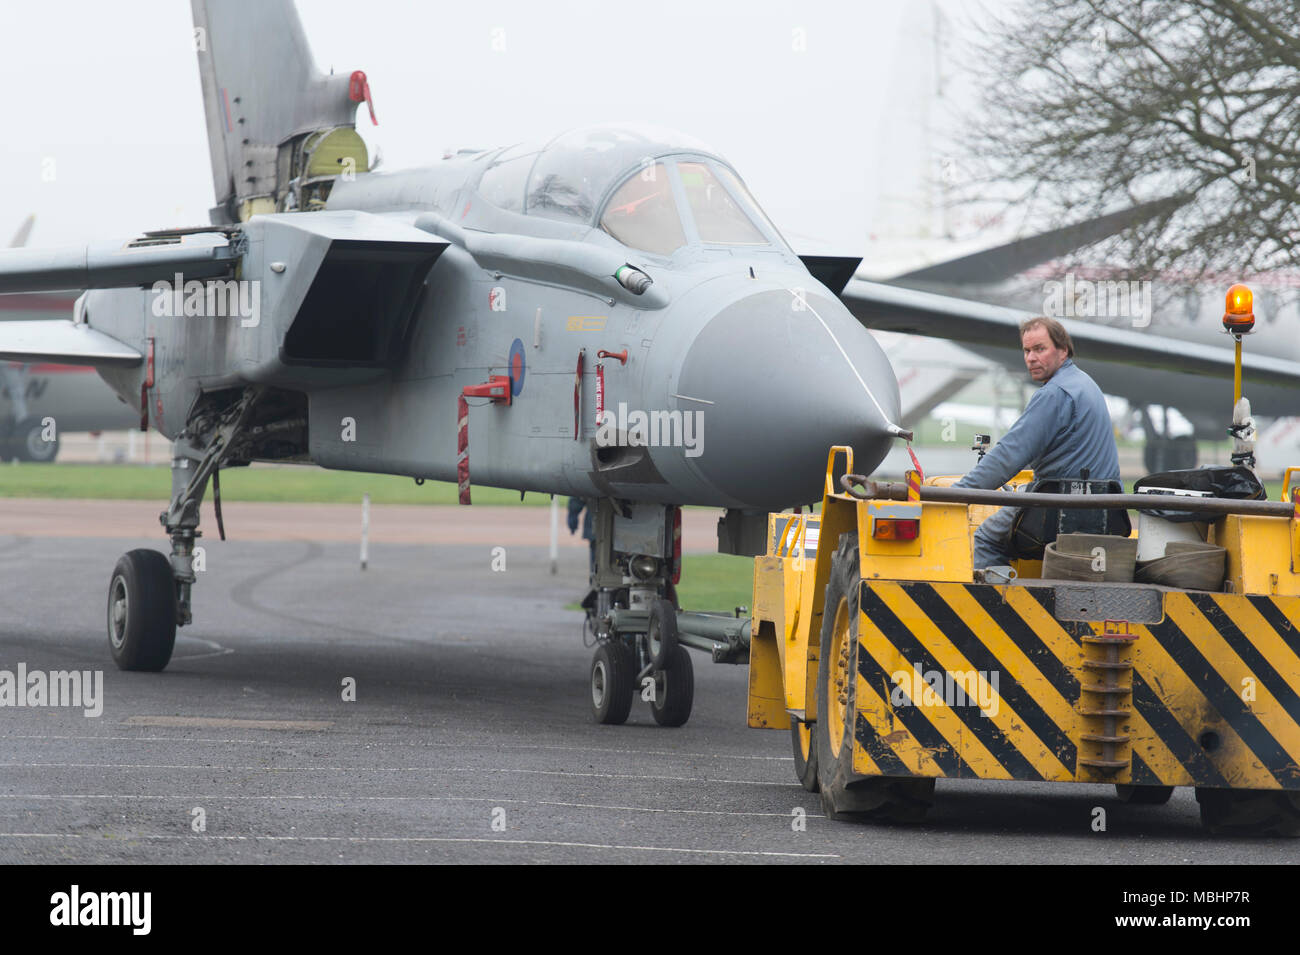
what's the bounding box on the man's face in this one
[1022,325,1069,382]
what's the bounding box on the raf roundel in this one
[508,338,526,396]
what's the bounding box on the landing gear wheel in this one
[590,640,635,725]
[816,534,933,823]
[9,416,59,462]
[1116,784,1174,805]
[791,719,819,792]
[1142,434,1197,474]
[1196,787,1300,836]
[107,549,178,672]
[646,598,678,670]
[1143,437,1164,473]
[650,644,694,727]
[1170,435,1197,470]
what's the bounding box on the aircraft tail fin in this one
[190,0,377,224]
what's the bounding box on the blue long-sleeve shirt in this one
[954,359,1119,490]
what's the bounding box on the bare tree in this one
[963,0,1300,277]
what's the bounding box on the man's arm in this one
[953,386,1069,489]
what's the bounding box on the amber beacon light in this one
[1223,283,1255,408]
[1222,283,1255,333]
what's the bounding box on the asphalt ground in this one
[0,498,721,545]
[0,506,1295,864]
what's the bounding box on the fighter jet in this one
[0,0,915,727]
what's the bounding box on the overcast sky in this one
[0,0,982,252]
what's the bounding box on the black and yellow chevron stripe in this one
[851,582,1300,789]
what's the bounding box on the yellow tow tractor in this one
[744,284,1300,835]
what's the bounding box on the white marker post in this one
[360,493,370,571]
[549,495,559,575]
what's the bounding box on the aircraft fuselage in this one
[84,137,901,511]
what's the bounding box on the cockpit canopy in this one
[476,123,784,257]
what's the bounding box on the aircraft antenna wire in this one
[785,287,911,441]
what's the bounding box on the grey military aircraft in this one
[0,0,930,727]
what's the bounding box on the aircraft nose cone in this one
[676,288,901,508]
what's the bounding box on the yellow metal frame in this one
[1282,467,1300,502]
[747,447,1300,796]
[848,581,1300,788]
[748,445,981,728]
[748,446,856,727]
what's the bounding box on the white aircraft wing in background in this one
[841,278,1300,422]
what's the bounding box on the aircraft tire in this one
[0,420,15,461]
[1196,787,1300,837]
[1142,434,1197,474]
[649,644,693,727]
[590,640,634,725]
[1115,784,1174,805]
[10,416,59,463]
[791,718,819,792]
[645,598,678,670]
[1169,434,1197,470]
[1142,440,1162,473]
[816,534,933,823]
[107,549,178,672]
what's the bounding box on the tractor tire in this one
[1116,784,1174,805]
[1196,787,1300,837]
[815,534,934,823]
[791,718,819,792]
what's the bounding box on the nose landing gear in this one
[588,599,695,726]
[583,500,749,727]
[587,584,689,725]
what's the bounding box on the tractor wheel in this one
[791,718,819,792]
[1196,787,1300,837]
[816,534,933,823]
[1115,784,1174,805]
